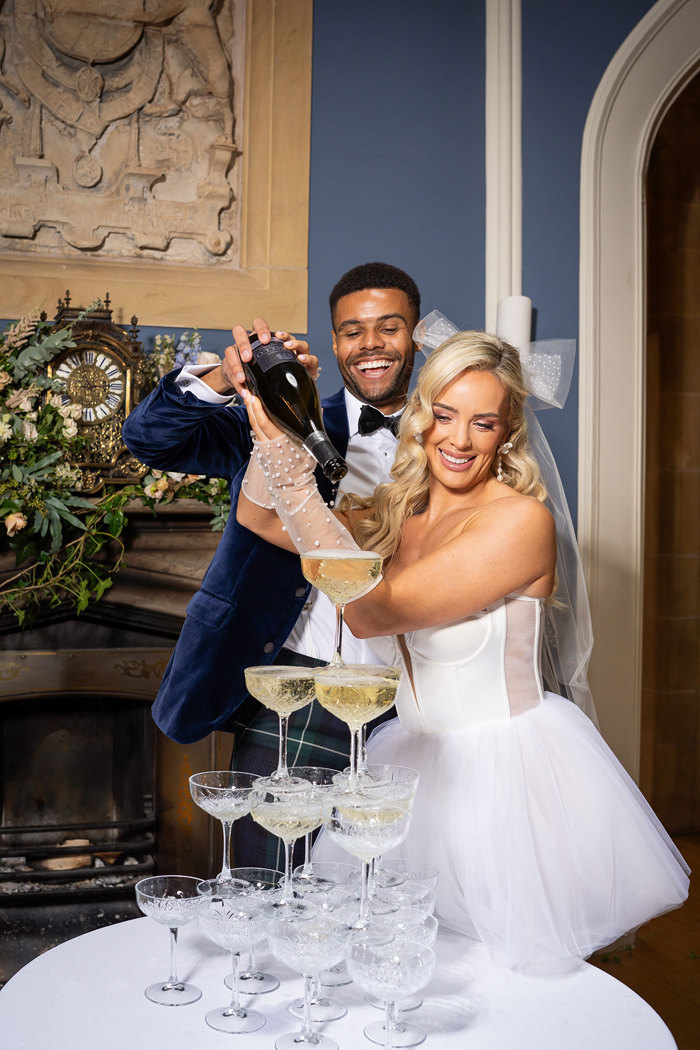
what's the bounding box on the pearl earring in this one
[496,441,513,483]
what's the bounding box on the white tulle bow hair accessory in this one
[411,303,596,725]
[413,308,575,410]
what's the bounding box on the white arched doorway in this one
[578,0,700,778]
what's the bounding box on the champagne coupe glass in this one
[288,858,355,1021]
[135,875,202,1006]
[197,894,271,1034]
[288,766,343,888]
[244,666,318,780]
[268,912,346,1050]
[324,796,411,937]
[250,777,332,912]
[378,859,440,898]
[364,915,440,1043]
[189,771,259,890]
[229,866,284,995]
[356,765,421,892]
[292,860,358,989]
[314,665,401,785]
[300,548,382,666]
[347,938,436,1050]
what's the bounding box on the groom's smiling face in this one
[331,288,417,414]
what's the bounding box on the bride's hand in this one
[241,388,284,443]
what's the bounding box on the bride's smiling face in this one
[423,369,510,491]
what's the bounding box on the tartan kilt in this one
[230,696,353,872]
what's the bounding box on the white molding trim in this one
[578,0,700,778]
[485,0,522,331]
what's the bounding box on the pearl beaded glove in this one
[242,433,359,553]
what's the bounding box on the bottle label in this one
[253,341,296,373]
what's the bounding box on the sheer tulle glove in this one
[242,432,360,554]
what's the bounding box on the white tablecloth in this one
[0,917,676,1050]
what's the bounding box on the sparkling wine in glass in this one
[189,771,259,890]
[314,665,401,785]
[135,875,202,1006]
[250,778,332,913]
[300,548,382,665]
[244,666,318,780]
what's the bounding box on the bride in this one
[237,328,689,971]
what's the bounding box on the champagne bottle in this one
[244,336,347,482]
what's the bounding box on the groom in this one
[122,261,420,867]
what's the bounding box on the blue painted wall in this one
[521,0,655,517]
[5,0,660,518]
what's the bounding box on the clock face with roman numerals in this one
[54,349,125,423]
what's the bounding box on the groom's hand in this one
[204,318,319,395]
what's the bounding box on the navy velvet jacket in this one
[121,373,350,743]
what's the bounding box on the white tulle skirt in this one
[315,693,690,972]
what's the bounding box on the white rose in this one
[196,351,221,366]
[21,418,38,441]
[144,481,165,501]
[62,419,78,439]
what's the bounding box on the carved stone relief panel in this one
[0,0,244,267]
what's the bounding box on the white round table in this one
[0,918,676,1049]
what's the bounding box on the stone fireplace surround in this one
[0,500,232,983]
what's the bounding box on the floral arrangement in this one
[0,310,229,626]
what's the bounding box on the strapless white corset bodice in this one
[394,594,545,733]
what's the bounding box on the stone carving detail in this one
[0,0,242,265]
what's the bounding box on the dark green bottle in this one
[244,337,347,483]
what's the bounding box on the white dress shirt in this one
[175,368,399,663]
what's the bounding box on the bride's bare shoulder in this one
[466,490,554,536]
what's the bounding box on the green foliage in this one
[0,309,230,626]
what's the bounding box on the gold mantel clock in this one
[45,292,149,494]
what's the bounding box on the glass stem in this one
[359,860,371,924]
[282,837,295,901]
[392,1000,407,1034]
[368,857,376,899]
[303,832,313,875]
[220,819,233,882]
[332,602,345,665]
[226,951,243,1016]
[300,973,314,1041]
[278,714,289,776]
[385,999,395,1049]
[167,926,181,988]
[349,727,362,787]
[358,723,369,775]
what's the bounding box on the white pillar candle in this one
[496,295,532,350]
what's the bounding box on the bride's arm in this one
[235,390,356,551]
[344,497,556,637]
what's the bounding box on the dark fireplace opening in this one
[0,691,156,982]
[1,692,156,899]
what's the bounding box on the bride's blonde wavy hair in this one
[345,330,548,560]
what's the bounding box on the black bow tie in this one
[358,404,401,438]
